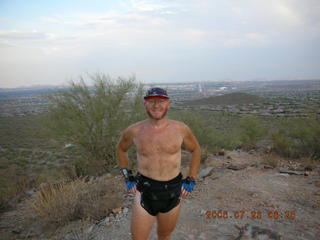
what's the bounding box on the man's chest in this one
[134,128,183,155]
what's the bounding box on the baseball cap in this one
[144,87,169,99]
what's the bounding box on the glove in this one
[182,176,196,193]
[126,175,137,191]
[120,168,137,191]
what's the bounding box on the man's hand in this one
[126,175,137,194]
[121,168,137,194]
[181,176,196,198]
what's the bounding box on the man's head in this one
[144,87,170,120]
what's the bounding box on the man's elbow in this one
[190,143,201,154]
[116,143,125,156]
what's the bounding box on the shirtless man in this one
[116,87,201,240]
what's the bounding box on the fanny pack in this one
[136,173,182,201]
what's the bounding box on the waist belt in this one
[136,173,182,201]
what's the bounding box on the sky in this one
[0,0,320,88]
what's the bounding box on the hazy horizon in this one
[1,0,320,88]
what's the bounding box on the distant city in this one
[0,80,319,117]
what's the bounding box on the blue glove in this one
[120,168,137,191]
[182,176,196,193]
[126,175,137,191]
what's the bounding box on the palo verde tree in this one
[44,73,145,170]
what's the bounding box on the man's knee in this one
[157,229,173,239]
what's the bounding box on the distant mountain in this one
[186,92,267,105]
[0,85,67,92]
[0,86,68,97]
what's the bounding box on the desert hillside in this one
[1,150,319,240]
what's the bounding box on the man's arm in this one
[116,127,138,193]
[116,127,134,169]
[182,124,201,179]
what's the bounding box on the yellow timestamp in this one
[205,210,296,220]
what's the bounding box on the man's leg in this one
[156,202,182,240]
[131,191,155,240]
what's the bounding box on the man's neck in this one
[148,117,169,129]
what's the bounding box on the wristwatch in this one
[120,168,133,181]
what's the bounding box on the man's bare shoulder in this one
[124,120,147,134]
[168,119,190,132]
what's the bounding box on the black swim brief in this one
[136,172,182,216]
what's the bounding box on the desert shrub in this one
[172,110,210,146]
[29,179,84,223]
[28,175,122,223]
[271,130,292,157]
[261,154,280,168]
[271,117,320,159]
[0,166,38,212]
[43,73,145,170]
[239,115,266,149]
[170,110,241,152]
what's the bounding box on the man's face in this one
[144,97,170,120]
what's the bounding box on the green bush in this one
[170,110,241,152]
[239,115,266,149]
[271,117,320,159]
[43,73,145,169]
[0,166,39,212]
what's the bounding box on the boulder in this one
[198,167,214,179]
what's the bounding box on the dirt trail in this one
[1,151,320,240]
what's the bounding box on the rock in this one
[123,207,129,214]
[218,149,225,156]
[306,171,318,176]
[85,225,94,234]
[227,164,247,171]
[248,149,256,154]
[279,167,305,175]
[198,167,213,179]
[26,188,36,197]
[235,224,282,240]
[247,191,261,198]
[64,143,74,148]
[263,164,273,169]
[111,207,122,214]
[289,166,305,171]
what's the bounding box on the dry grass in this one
[300,157,320,170]
[28,178,85,223]
[28,175,123,224]
[0,165,38,212]
[261,154,280,168]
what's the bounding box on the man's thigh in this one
[131,192,155,240]
[156,201,182,236]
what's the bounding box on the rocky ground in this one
[1,150,320,240]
